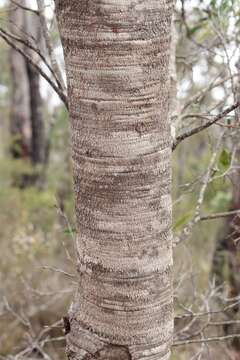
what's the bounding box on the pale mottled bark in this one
[56,1,174,359]
[169,17,179,141]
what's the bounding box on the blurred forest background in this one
[0,0,240,359]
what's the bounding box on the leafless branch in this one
[9,0,39,15]
[41,265,76,280]
[200,209,240,221]
[174,134,223,245]
[0,26,63,92]
[182,73,237,111]
[36,0,66,92]
[173,333,240,347]
[175,300,240,320]
[0,30,68,108]
[173,101,240,150]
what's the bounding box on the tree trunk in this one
[9,3,46,164]
[27,63,45,166]
[24,8,46,167]
[9,5,31,159]
[56,1,174,359]
[9,3,47,188]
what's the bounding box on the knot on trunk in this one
[84,345,131,360]
[66,318,131,360]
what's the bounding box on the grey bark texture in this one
[56,1,174,359]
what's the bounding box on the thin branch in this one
[182,73,237,111]
[200,209,240,221]
[9,0,39,15]
[173,101,240,150]
[174,134,223,246]
[175,300,240,320]
[0,26,63,91]
[41,265,76,279]
[173,333,240,347]
[0,30,68,108]
[208,320,240,326]
[36,0,66,92]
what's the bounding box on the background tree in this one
[8,1,47,187]
[9,3,31,160]
[24,8,46,168]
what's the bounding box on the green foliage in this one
[188,23,205,36]
[210,190,232,212]
[63,227,76,235]
[0,104,74,357]
[173,212,193,231]
[218,148,231,172]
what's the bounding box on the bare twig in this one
[0,26,63,91]
[200,209,240,221]
[41,265,76,280]
[175,300,240,320]
[36,0,66,92]
[174,134,223,245]
[173,101,240,150]
[183,73,237,111]
[10,0,39,15]
[173,333,240,347]
[0,30,68,108]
